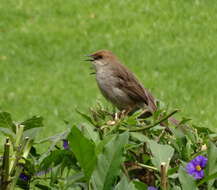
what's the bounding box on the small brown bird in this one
[86,49,158,117]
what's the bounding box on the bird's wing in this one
[112,63,157,112]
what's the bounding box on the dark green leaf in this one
[179,117,191,125]
[193,125,214,135]
[133,180,148,190]
[0,111,16,131]
[35,184,51,190]
[40,150,75,170]
[205,141,217,189]
[68,126,97,180]
[197,171,217,186]
[21,116,43,131]
[91,132,129,190]
[76,110,95,126]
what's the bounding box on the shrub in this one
[0,104,217,190]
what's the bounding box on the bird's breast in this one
[95,69,134,110]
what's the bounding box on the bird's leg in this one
[114,111,124,121]
[106,111,123,126]
[117,107,133,119]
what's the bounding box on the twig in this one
[119,109,179,132]
[137,163,158,171]
[156,129,166,143]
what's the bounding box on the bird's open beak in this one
[84,54,94,62]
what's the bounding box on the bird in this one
[86,49,179,124]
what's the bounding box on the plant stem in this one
[160,162,168,190]
[119,109,179,132]
[137,163,158,171]
[9,137,30,177]
[15,125,24,147]
[9,165,23,190]
[9,125,24,175]
[1,138,10,190]
[23,138,32,159]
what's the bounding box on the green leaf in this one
[50,164,62,186]
[40,149,75,170]
[91,132,129,190]
[36,130,69,163]
[197,171,217,186]
[193,125,214,135]
[68,126,96,180]
[115,175,137,190]
[178,166,198,190]
[0,111,16,131]
[0,127,15,139]
[130,132,149,143]
[76,110,95,126]
[172,186,182,190]
[34,184,51,190]
[23,128,41,139]
[205,141,217,189]
[148,140,174,170]
[64,172,85,188]
[95,135,115,155]
[21,116,43,131]
[133,180,148,190]
[80,123,100,144]
[179,117,192,125]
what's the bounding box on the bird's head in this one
[85,50,118,71]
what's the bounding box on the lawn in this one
[0,0,217,142]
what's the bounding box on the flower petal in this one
[193,170,204,179]
[200,157,208,168]
[186,162,196,174]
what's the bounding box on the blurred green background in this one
[0,0,217,139]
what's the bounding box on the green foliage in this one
[178,166,198,190]
[205,141,217,189]
[68,126,97,180]
[21,116,43,131]
[91,132,128,190]
[0,0,217,141]
[0,112,15,129]
[148,140,174,171]
[1,105,217,189]
[115,175,137,190]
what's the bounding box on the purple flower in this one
[19,173,30,181]
[186,155,208,179]
[148,187,158,190]
[63,139,69,150]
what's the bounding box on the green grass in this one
[0,0,217,140]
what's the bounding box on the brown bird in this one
[86,49,179,123]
